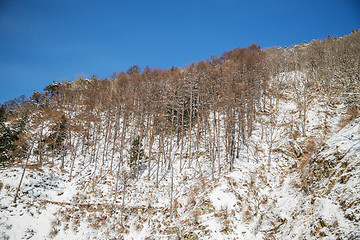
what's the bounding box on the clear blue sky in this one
[0,0,359,103]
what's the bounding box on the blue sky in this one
[0,0,359,103]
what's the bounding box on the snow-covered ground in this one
[0,71,359,239]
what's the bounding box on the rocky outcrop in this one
[308,118,360,238]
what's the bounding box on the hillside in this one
[0,31,359,239]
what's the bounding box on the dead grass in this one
[49,227,59,238]
[242,205,254,223]
[338,104,360,129]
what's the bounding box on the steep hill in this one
[0,31,359,239]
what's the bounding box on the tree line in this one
[1,31,359,193]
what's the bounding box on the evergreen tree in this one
[47,114,68,154]
[129,136,144,176]
[0,105,27,164]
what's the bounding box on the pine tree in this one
[129,135,144,177]
[0,105,27,164]
[47,114,68,154]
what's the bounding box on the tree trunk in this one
[110,118,119,175]
[113,116,127,203]
[188,89,193,168]
[147,127,154,181]
[14,142,34,203]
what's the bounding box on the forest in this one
[0,30,359,239]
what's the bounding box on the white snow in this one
[0,70,359,239]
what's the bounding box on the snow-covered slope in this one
[0,71,359,239]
